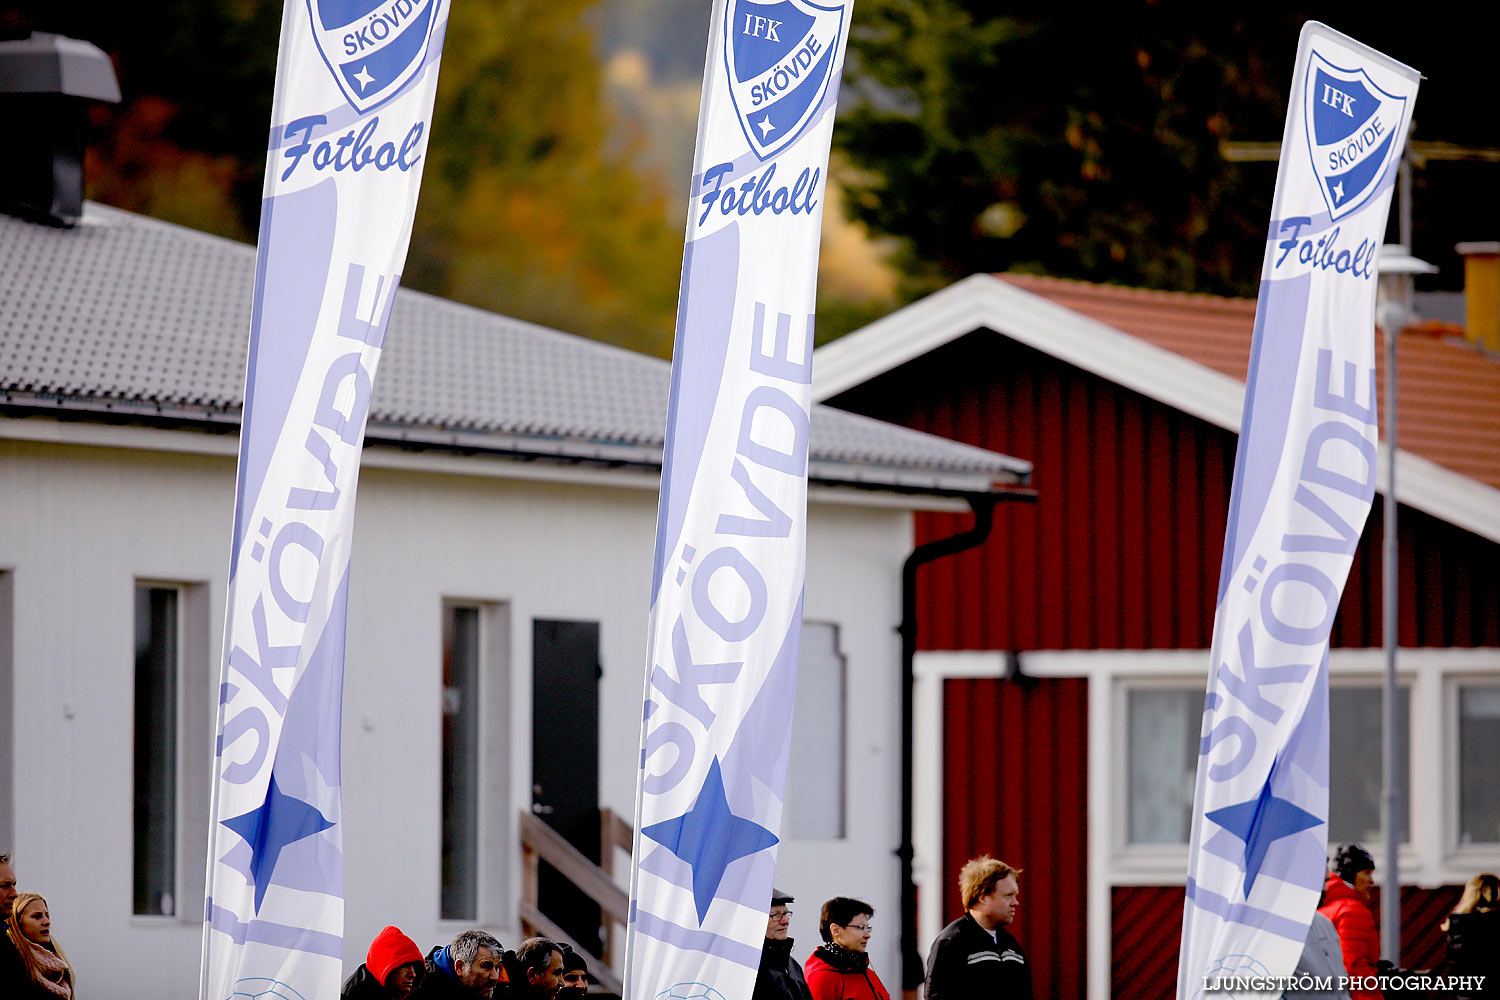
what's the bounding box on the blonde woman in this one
[5,893,74,998]
[1439,873,1499,999]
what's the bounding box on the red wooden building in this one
[812,272,1500,998]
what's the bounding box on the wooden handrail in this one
[599,807,634,878]
[519,811,630,923]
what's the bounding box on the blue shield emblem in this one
[1302,49,1409,221]
[307,0,438,114]
[724,0,846,160]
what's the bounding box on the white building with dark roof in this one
[0,197,1030,997]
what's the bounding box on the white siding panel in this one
[0,438,914,997]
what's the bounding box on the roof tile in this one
[1001,272,1500,493]
[0,203,1029,493]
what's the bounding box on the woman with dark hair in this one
[1437,872,1500,999]
[5,892,74,998]
[804,897,889,1000]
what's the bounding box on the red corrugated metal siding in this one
[836,332,1239,651]
[830,329,1500,651]
[1111,885,1466,997]
[1112,886,1184,998]
[942,676,1088,1000]
[828,326,1500,999]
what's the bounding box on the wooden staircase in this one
[518,807,634,995]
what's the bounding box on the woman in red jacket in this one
[804,897,890,1000]
[1318,844,1382,1000]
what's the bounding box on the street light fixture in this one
[1373,244,1436,967]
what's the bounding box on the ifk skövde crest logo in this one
[1302,49,1409,222]
[724,0,846,161]
[307,0,438,114]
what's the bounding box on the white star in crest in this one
[1332,180,1345,202]
[756,115,776,139]
[353,65,375,91]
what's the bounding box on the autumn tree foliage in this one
[10,0,685,356]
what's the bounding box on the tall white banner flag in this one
[199,1,449,997]
[1177,22,1418,998]
[624,1,852,997]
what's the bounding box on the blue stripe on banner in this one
[651,223,741,603]
[206,902,344,959]
[231,180,338,577]
[1215,272,1310,604]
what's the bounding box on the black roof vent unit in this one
[0,32,120,227]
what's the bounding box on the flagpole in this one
[1374,244,1435,967]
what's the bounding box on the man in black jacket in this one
[752,888,813,1000]
[1,852,24,994]
[924,856,1032,999]
[413,929,510,999]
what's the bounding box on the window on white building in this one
[441,603,481,921]
[785,622,846,839]
[1328,685,1409,845]
[1121,681,1411,847]
[1457,684,1500,845]
[1126,687,1202,845]
[134,584,179,916]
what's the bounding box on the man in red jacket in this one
[1319,844,1382,1000]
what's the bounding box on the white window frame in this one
[1446,671,1500,866]
[914,645,1500,1000]
[131,578,211,925]
[784,619,848,841]
[437,598,511,931]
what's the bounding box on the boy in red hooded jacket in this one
[343,925,427,999]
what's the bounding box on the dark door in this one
[532,618,602,955]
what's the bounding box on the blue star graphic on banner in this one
[641,756,778,923]
[1207,779,1321,897]
[223,774,334,913]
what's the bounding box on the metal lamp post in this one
[1372,244,1436,966]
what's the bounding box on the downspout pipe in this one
[897,491,1031,993]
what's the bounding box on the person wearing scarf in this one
[804,897,890,1000]
[5,892,75,999]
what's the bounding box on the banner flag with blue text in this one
[623,1,852,997]
[1177,22,1418,998]
[199,1,450,997]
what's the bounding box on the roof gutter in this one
[897,489,1036,993]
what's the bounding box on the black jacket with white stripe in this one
[923,913,1033,1000]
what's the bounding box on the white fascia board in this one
[813,274,1500,544]
[0,416,978,511]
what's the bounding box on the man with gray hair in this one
[415,928,510,999]
[2,851,24,992]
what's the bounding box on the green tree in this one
[833,2,1499,301]
[835,3,1293,298]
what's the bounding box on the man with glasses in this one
[752,887,813,1000]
